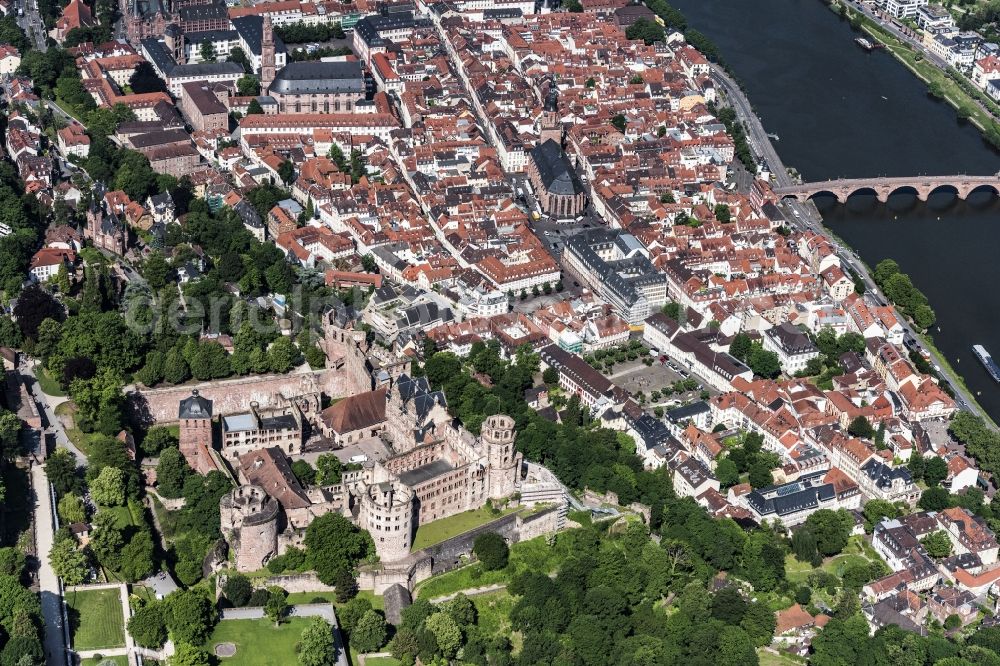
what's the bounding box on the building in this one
[221,403,304,460]
[743,469,858,527]
[268,61,366,114]
[0,45,20,75]
[178,390,219,474]
[762,322,820,375]
[57,123,90,158]
[527,139,586,219]
[563,229,667,325]
[318,388,387,446]
[179,81,229,132]
[29,248,74,282]
[54,0,96,43]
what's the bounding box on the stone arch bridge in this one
[774,175,1000,203]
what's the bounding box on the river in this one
[670,0,1000,421]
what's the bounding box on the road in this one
[16,0,47,52]
[714,64,994,428]
[31,464,68,666]
[19,358,89,466]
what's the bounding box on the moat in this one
[672,0,1000,421]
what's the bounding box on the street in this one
[31,464,67,666]
[16,0,47,52]
[714,63,994,428]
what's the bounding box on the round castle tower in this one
[220,484,280,572]
[357,480,414,562]
[482,414,520,500]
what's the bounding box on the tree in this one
[847,415,875,439]
[14,286,63,340]
[611,114,627,133]
[165,590,215,645]
[163,347,190,384]
[862,499,897,531]
[120,530,156,582]
[340,597,373,635]
[921,530,953,558]
[49,533,87,584]
[143,251,171,289]
[334,569,357,603]
[169,643,212,666]
[352,610,388,653]
[425,611,461,658]
[278,160,295,185]
[714,203,732,223]
[0,635,43,666]
[58,493,86,524]
[223,574,252,607]
[143,426,178,457]
[913,303,936,330]
[444,594,476,628]
[268,336,299,373]
[304,513,374,584]
[747,343,781,379]
[625,18,665,45]
[237,75,259,96]
[944,614,962,631]
[299,616,337,666]
[45,449,78,495]
[315,454,343,486]
[748,459,774,488]
[128,603,167,648]
[291,459,316,486]
[791,528,819,564]
[716,457,740,488]
[247,98,265,115]
[804,509,853,557]
[473,532,509,571]
[924,455,949,487]
[157,446,193,499]
[90,466,126,506]
[542,367,559,385]
[265,586,289,625]
[199,40,216,62]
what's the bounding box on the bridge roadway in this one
[775,175,1000,202]
[712,64,996,429]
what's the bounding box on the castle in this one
[219,373,524,568]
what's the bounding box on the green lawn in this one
[411,507,518,551]
[82,657,128,666]
[471,590,515,636]
[285,590,384,611]
[364,658,401,666]
[34,365,66,397]
[66,588,125,651]
[54,401,90,456]
[416,533,571,599]
[758,648,806,666]
[206,617,309,665]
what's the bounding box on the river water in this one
[671,0,1000,420]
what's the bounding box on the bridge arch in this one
[927,184,959,199]
[806,190,841,203]
[964,183,1000,199]
[846,186,879,200]
[887,185,919,200]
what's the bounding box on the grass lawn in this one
[758,648,806,666]
[411,507,519,551]
[364,658,401,666]
[34,365,66,397]
[82,657,128,666]
[54,402,90,456]
[66,588,125,651]
[416,533,572,599]
[471,590,515,636]
[206,617,309,665]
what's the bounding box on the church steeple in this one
[260,15,276,94]
[539,81,561,145]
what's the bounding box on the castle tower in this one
[357,480,414,562]
[539,83,561,146]
[220,484,280,571]
[482,414,521,500]
[178,389,217,474]
[260,15,276,94]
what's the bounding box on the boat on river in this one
[973,345,1000,382]
[856,37,874,51]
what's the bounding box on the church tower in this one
[539,83,561,146]
[261,15,276,94]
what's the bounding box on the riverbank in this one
[829,0,1000,144]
